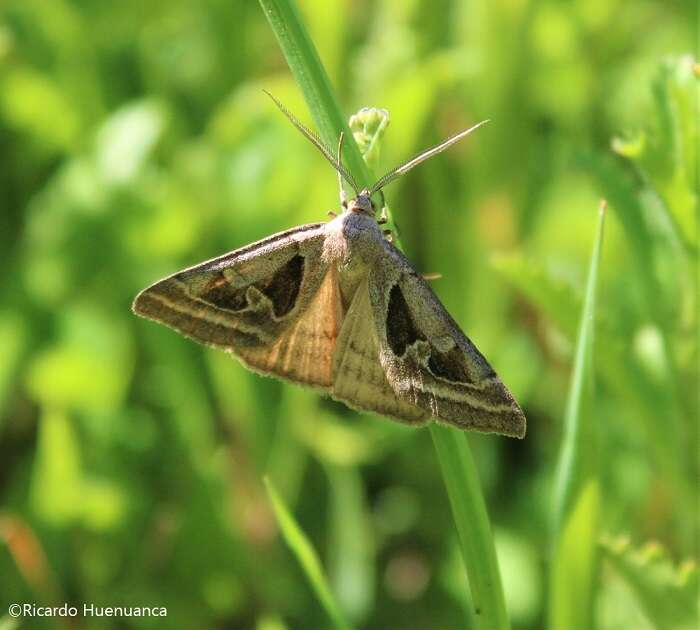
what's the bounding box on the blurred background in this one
[0,1,696,629]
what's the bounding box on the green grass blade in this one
[264,477,352,630]
[430,424,511,630]
[258,0,373,191]
[549,201,607,630]
[258,2,511,627]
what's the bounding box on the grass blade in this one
[549,201,607,630]
[258,2,511,627]
[352,105,509,630]
[264,477,352,630]
[430,425,511,630]
[258,0,372,190]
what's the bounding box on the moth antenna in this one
[263,90,360,194]
[369,120,489,195]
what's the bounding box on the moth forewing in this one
[133,95,526,438]
[367,242,526,438]
[132,222,330,359]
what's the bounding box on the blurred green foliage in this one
[0,1,696,629]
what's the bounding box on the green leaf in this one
[549,202,607,630]
[264,477,352,630]
[636,56,697,251]
[550,480,601,630]
[601,536,699,630]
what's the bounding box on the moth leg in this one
[376,190,388,224]
[337,132,348,209]
[327,210,338,218]
[383,229,393,242]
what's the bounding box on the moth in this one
[133,93,526,438]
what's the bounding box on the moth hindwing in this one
[133,96,526,438]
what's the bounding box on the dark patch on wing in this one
[199,273,248,311]
[428,346,474,384]
[197,255,304,317]
[386,283,424,355]
[259,254,304,317]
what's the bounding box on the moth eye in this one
[259,254,304,317]
[386,283,424,356]
[427,347,474,384]
[199,273,248,311]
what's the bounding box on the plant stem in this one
[258,0,372,190]
[264,478,352,630]
[430,424,511,630]
[259,1,511,628]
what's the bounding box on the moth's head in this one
[348,190,376,216]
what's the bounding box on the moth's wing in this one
[238,264,343,387]
[133,223,341,388]
[331,279,428,424]
[368,242,526,438]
